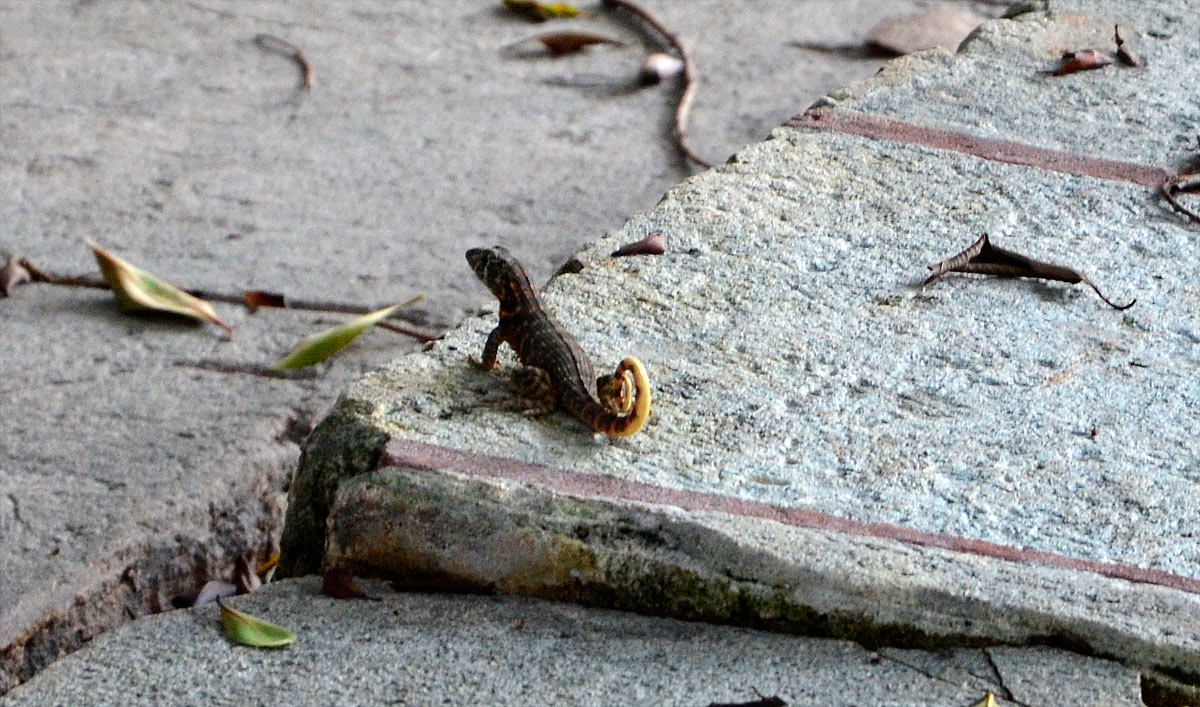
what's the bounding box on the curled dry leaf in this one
[257,553,281,578]
[535,31,623,56]
[322,567,381,601]
[611,231,666,257]
[923,233,1135,310]
[1,254,32,297]
[639,52,684,85]
[234,555,262,595]
[242,290,287,312]
[218,600,296,649]
[1114,25,1141,67]
[706,691,787,707]
[193,580,239,608]
[503,0,587,22]
[601,0,711,168]
[87,239,234,338]
[865,7,984,56]
[1050,49,1112,76]
[273,295,422,370]
[254,33,314,91]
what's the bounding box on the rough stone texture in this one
[823,0,1200,167]
[0,287,404,694]
[279,0,1200,686]
[290,129,1199,579]
[0,578,1145,707]
[3,0,950,693]
[316,462,1200,679]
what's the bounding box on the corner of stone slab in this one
[320,465,976,653]
[1140,670,1200,707]
[277,396,390,579]
[817,48,955,108]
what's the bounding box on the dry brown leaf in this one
[193,580,239,607]
[639,52,685,85]
[865,8,984,56]
[234,555,262,595]
[1,255,32,297]
[923,233,1135,310]
[535,31,623,56]
[1051,49,1113,76]
[611,232,667,257]
[242,290,287,312]
[322,567,380,600]
[1114,25,1142,67]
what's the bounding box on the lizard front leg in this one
[470,326,505,370]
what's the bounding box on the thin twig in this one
[1160,177,1200,225]
[174,359,320,379]
[254,33,314,91]
[601,0,713,169]
[18,260,440,342]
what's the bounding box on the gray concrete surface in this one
[2,0,967,692]
[6,0,1196,703]
[275,0,1200,694]
[0,577,1145,707]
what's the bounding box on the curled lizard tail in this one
[585,357,652,438]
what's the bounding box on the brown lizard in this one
[466,246,651,438]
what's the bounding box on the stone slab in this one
[2,0,945,692]
[0,284,421,693]
[279,2,1200,682]
[818,0,1200,169]
[0,577,1145,707]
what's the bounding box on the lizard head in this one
[466,246,537,314]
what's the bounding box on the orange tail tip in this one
[604,356,651,438]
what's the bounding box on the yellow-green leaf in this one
[273,296,422,371]
[87,239,233,338]
[503,0,584,21]
[219,601,295,648]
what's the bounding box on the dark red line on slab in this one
[379,438,1200,595]
[789,106,1171,188]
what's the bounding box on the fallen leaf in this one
[1050,49,1113,76]
[503,0,586,21]
[219,600,296,648]
[234,555,262,595]
[257,553,280,577]
[639,52,685,84]
[273,296,421,370]
[611,231,666,257]
[322,567,381,600]
[865,8,984,56]
[1114,24,1141,67]
[706,692,787,707]
[242,290,287,312]
[1,254,32,297]
[972,692,997,707]
[535,31,623,56]
[87,239,234,338]
[923,233,1135,310]
[193,580,239,608]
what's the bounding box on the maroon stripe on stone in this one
[789,106,1171,188]
[379,438,1200,595]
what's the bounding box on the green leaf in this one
[87,239,234,338]
[272,296,422,371]
[219,601,296,648]
[503,0,585,21]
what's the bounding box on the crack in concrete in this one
[982,648,1018,703]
